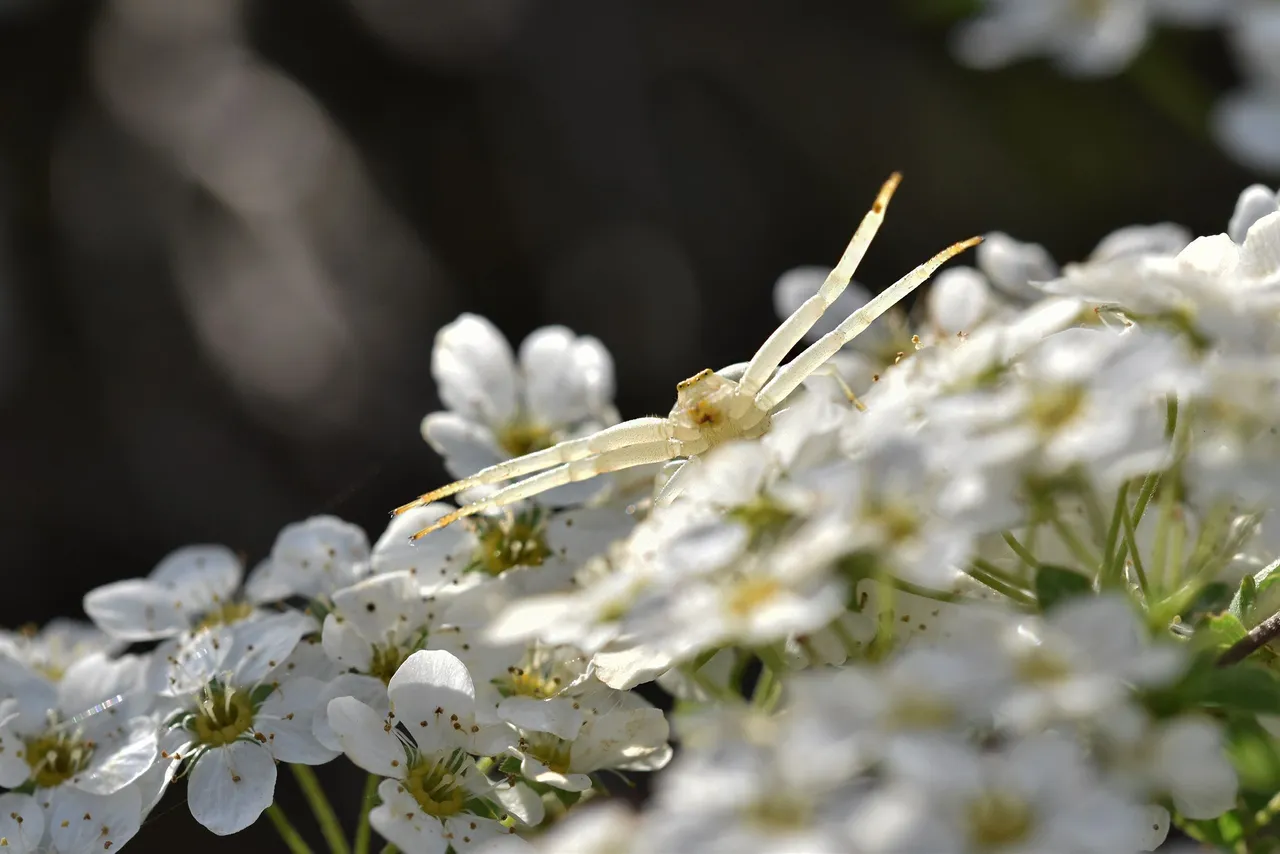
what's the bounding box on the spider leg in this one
[738,172,902,395]
[395,417,675,513]
[410,439,686,539]
[754,236,981,410]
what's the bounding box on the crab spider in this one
[398,173,980,540]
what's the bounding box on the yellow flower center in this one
[966,790,1034,848]
[727,578,783,617]
[24,730,94,788]
[523,734,572,775]
[497,420,555,458]
[470,514,551,576]
[728,496,795,549]
[195,600,256,631]
[498,663,563,700]
[369,644,411,685]
[1027,385,1086,434]
[193,687,255,746]
[1016,647,1074,683]
[403,756,467,817]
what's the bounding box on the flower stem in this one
[1119,493,1151,600]
[266,803,316,854]
[966,559,1036,606]
[354,773,380,854]
[290,764,351,854]
[1000,531,1038,570]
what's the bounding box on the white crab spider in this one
[398,173,980,539]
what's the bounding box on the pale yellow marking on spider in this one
[397,173,980,540]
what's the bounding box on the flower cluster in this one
[10,188,1280,854]
[945,0,1280,171]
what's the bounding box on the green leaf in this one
[1227,715,1280,792]
[1196,665,1280,714]
[1201,612,1249,652]
[1185,581,1232,618]
[1231,573,1259,621]
[1033,564,1093,613]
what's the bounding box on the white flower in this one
[327,651,528,854]
[850,734,1164,853]
[0,653,155,798]
[1215,2,1280,171]
[952,0,1225,78]
[0,620,125,682]
[502,681,671,792]
[0,786,144,854]
[422,314,618,507]
[1229,184,1279,245]
[998,595,1185,729]
[0,653,154,854]
[160,613,336,835]
[244,515,371,604]
[83,545,253,642]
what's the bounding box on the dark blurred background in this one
[0,0,1260,849]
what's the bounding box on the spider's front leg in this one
[410,439,687,539]
[396,416,676,513]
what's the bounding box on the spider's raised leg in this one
[738,172,902,396]
[395,417,674,513]
[410,440,686,539]
[755,236,982,410]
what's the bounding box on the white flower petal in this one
[256,676,341,765]
[327,696,406,777]
[927,267,990,335]
[331,571,426,647]
[1214,90,1280,174]
[188,741,277,836]
[0,792,43,853]
[432,313,519,426]
[387,651,476,751]
[490,780,545,827]
[82,579,188,642]
[519,754,591,792]
[247,516,371,604]
[161,628,232,696]
[371,503,474,578]
[572,707,670,773]
[518,325,614,425]
[57,652,146,724]
[48,786,141,854]
[976,232,1058,300]
[149,544,243,605]
[445,816,526,852]
[421,411,506,481]
[497,696,584,742]
[322,613,375,672]
[74,717,157,795]
[1230,184,1278,245]
[371,778,449,854]
[313,674,389,751]
[0,723,30,787]
[230,611,313,686]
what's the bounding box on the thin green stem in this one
[752,662,776,709]
[1101,484,1127,587]
[354,773,380,854]
[1119,491,1151,600]
[266,803,316,854]
[1001,531,1038,570]
[290,764,351,854]
[967,559,1036,606]
[888,576,961,604]
[1133,473,1161,527]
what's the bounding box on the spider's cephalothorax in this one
[671,369,771,454]
[397,173,980,540]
